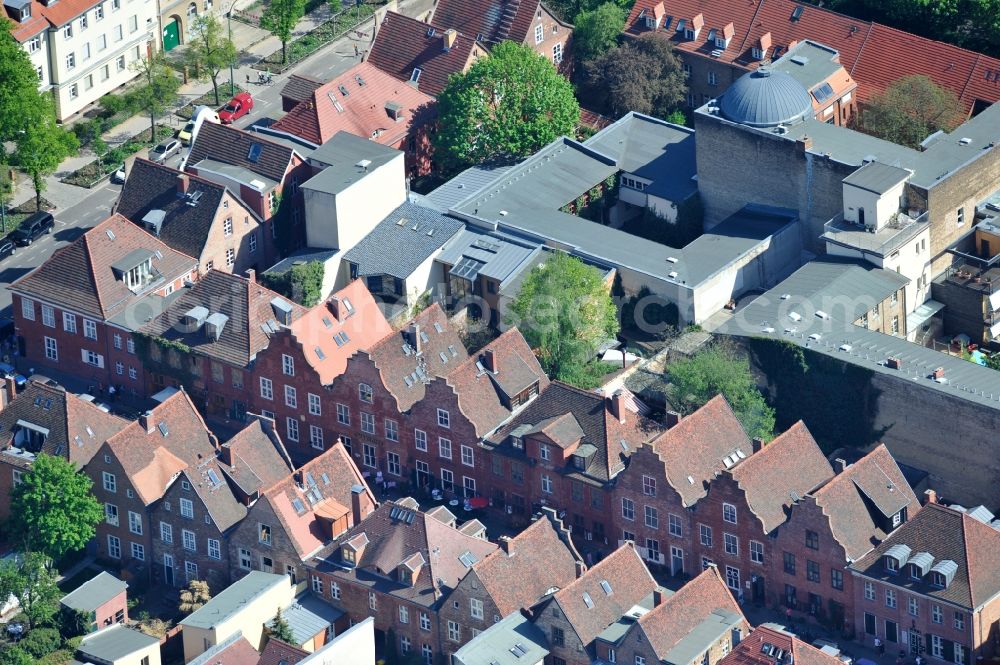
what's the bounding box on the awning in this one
[15,420,49,436]
[906,299,945,332]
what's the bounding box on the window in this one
[41,305,55,327]
[83,44,91,62]
[725,533,739,555]
[107,535,121,559]
[723,503,737,524]
[534,24,543,43]
[101,64,109,80]
[358,383,373,402]
[129,366,137,380]
[160,522,172,543]
[62,312,77,333]
[115,360,124,375]
[207,538,221,559]
[20,298,34,321]
[113,24,122,40]
[865,581,875,600]
[437,409,450,428]
[386,419,399,442]
[83,350,104,367]
[669,514,682,537]
[129,14,137,31]
[699,524,712,547]
[551,626,565,647]
[11,470,21,486]
[784,552,796,575]
[908,597,919,616]
[725,566,740,590]
[805,530,819,549]
[541,475,553,494]
[885,588,896,608]
[310,426,324,450]
[622,498,635,521]
[103,472,117,492]
[28,35,40,52]
[128,511,142,535]
[552,42,562,63]
[471,598,483,619]
[361,412,375,434]
[708,71,718,85]
[180,498,193,518]
[44,337,58,361]
[182,529,196,551]
[249,233,257,253]
[831,569,843,590]
[127,338,134,354]
[399,605,409,624]
[955,644,966,665]
[363,443,376,468]
[330,581,341,599]
[636,657,646,665]
[116,55,125,71]
[461,445,474,467]
[885,556,898,573]
[932,604,943,624]
[337,403,349,425]
[750,540,764,564]
[259,523,272,545]
[539,443,550,461]
[807,560,820,583]
[284,385,297,408]
[439,437,452,459]
[420,612,431,631]
[955,612,965,630]
[422,645,432,665]
[286,417,299,442]
[931,635,943,659]
[957,207,965,225]
[645,505,658,528]
[415,429,427,451]
[69,83,79,99]
[892,316,899,334]
[105,503,119,525]
[98,34,106,50]
[260,377,273,400]
[223,217,233,237]
[225,248,235,266]
[66,52,76,70]
[386,451,400,476]
[400,635,411,654]
[185,561,198,582]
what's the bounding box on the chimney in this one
[0,377,17,409]
[246,268,256,284]
[653,588,667,607]
[350,484,370,526]
[329,296,344,322]
[483,348,497,373]
[834,458,848,473]
[575,560,586,578]
[665,410,681,428]
[752,437,764,453]
[497,535,512,554]
[139,411,155,434]
[408,324,422,353]
[924,488,938,505]
[443,28,457,50]
[609,390,626,424]
[176,173,190,196]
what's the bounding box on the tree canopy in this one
[855,75,962,149]
[573,3,626,62]
[185,14,238,106]
[434,41,579,173]
[0,20,45,155]
[582,32,687,120]
[0,552,61,629]
[667,344,775,442]
[261,0,306,64]
[260,260,325,307]
[268,606,295,643]
[131,51,181,139]
[8,454,101,561]
[507,252,619,384]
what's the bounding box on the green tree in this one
[268,606,295,643]
[261,261,325,306]
[0,646,32,665]
[507,252,619,383]
[0,553,61,629]
[0,20,46,155]
[179,580,211,614]
[185,15,238,106]
[8,454,101,561]
[19,627,61,659]
[435,41,580,173]
[130,51,181,140]
[261,0,306,64]
[582,32,687,120]
[573,3,626,62]
[668,344,775,441]
[855,75,963,149]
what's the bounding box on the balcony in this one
[943,264,1000,296]
[822,211,929,257]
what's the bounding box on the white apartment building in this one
[3,0,158,121]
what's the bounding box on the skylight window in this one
[315,347,326,360]
[582,592,594,608]
[410,68,422,83]
[600,580,612,595]
[158,422,169,437]
[247,143,263,163]
[207,469,221,487]
[338,85,350,97]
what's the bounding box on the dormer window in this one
[930,572,944,587]
[512,436,523,450]
[343,547,356,565]
[929,560,957,588]
[715,36,728,49]
[884,556,898,573]
[112,249,159,292]
[573,455,585,470]
[910,564,922,580]
[684,28,694,39]
[752,46,765,60]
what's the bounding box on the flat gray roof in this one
[264,247,340,275]
[437,228,541,286]
[717,259,1000,412]
[181,571,288,630]
[304,131,402,194]
[78,625,159,661]
[424,164,513,211]
[772,40,844,99]
[61,571,127,612]
[842,161,911,195]
[452,611,549,665]
[665,608,745,665]
[195,158,279,191]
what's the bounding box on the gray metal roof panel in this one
[78,625,159,661]
[304,131,401,194]
[60,572,127,612]
[194,158,279,191]
[451,611,549,665]
[424,164,513,211]
[437,229,539,283]
[181,571,288,629]
[342,202,464,279]
[264,247,339,276]
[771,40,843,93]
[718,68,814,128]
[842,161,911,194]
[663,608,745,665]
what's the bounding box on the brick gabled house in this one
[136,269,307,420]
[531,543,661,665]
[719,624,845,665]
[227,440,376,587]
[115,159,271,276]
[596,565,750,665]
[430,0,573,73]
[367,12,488,97]
[271,62,437,176]
[437,509,584,659]
[87,389,219,574]
[481,382,664,544]
[308,498,497,663]
[611,394,752,574]
[849,502,1000,664]
[0,379,126,520]
[10,214,198,396]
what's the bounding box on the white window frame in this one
[282,353,294,376]
[308,393,321,416]
[461,445,474,467]
[182,529,196,551]
[415,429,427,451]
[160,521,173,543]
[260,377,273,400]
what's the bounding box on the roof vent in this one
[959,137,972,145]
[270,297,294,325]
[356,159,372,172]
[249,179,266,191]
[666,256,678,263]
[183,306,209,330]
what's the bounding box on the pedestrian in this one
[246,73,251,85]
[875,637,884,655]
[354,43,359,58]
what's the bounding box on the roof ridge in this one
[847,23,875,75]
[735,0,767,55]
[82,220,108,317]
[959,53,982,105]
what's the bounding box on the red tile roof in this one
[11,214,197,322]
[288,280,393,385]
[8,2,49,41]
[623,0,1000,114]
[368,11,486,97]
[430,0,557,47]
[220,419,296,496]
[731,421,833,532]
[648,395,751,506]
[257,639,308,665]
[720,625,844,665]
[272,62,436,147]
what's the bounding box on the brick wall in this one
[86,444,153,572]
[437,568,503,659]
[524,3,572,75]
[201,191,268,276]
[227,497,306,585]
[532,597,590,665]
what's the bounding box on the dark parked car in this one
[9,211,54,246]
[0,239,14,260]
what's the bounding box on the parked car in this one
[218,92,253,124]
[0,363,27,389]
[150,139,181,164]
[111,163,127,184]
[0,239,14,261]
[9,211,54,246]
[177,121,195,145]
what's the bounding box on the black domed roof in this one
[718,67,813,128]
